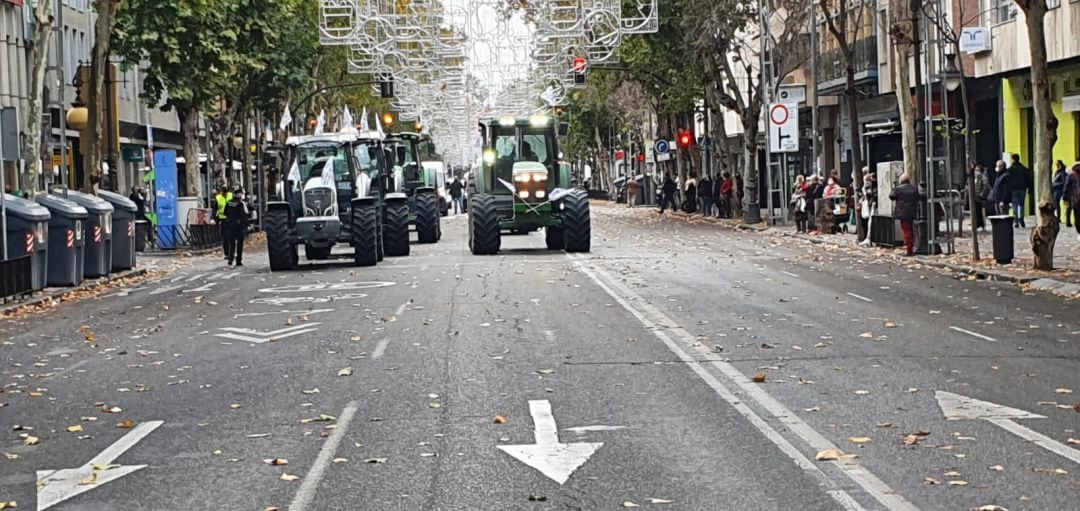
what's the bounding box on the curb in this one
[1,268,150,316]
[139,248,219,257]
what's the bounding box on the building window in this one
[985,0,1016,24]
[1048,0,1060,8]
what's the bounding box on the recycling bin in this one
[98,190,137,270]
[35,194,87,286]
[3,194,50,291]
[988,215,1014,264]
[54,190,113,278]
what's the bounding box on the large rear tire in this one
[351,200,378,267]
[469,194,501,255]
[383,200,411,257]
[563,191,591,253]
[545,226,565,250]
[266,208,296,271]
[415,191,440,244]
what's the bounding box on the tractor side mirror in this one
[557,122,569,136]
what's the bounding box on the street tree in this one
[81,0,123,194]
[21,0,55,197]
[1014,0,1059,269]
[887,0,918,183]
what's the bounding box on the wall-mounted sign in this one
[960,27,991,54]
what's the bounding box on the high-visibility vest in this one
[215,193,233,219]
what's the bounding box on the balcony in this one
[816,36,878,95]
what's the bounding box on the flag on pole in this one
[321,158,335,188]
[279,101,293,131]
[375,110,385,138]
[314,109,326,135]
[342,106,356,133]
[287,158,301,191]
[360,107,370,132]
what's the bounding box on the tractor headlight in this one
[499,117,516,127]
[514,173,531,183]
[518,190,530,199]
[531,173,548,182]
[535,190,546,199]
[529,115,550,127]
[483,149,497,165]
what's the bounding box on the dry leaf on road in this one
[493,415,507,424]
[849,437,872,444]
[280,473,299,482]
[116,419,135,429]
[263,458,288,466]
[67,425,83,433]
[338,367,353,377]
[751,373,767,383]
[815,449,845,461]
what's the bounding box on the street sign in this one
[123,146,145,163]
[959,27,991,54]
[768,103,799,153]
[654,139,669,155]
[777,85,806,104]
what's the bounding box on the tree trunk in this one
[177,106,203,199]
[890,0,918,182]
[242,112,253,194]
[82,0,121,194]
[1018,0,1059,270]
[956,42,980,261]
[22,0,55,197]
[742,113,759,223]
[845,64,864,239]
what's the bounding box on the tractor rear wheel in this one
[351,201,378,267]
[545,226,565,250]
[266,208,296,271]
[383,200,411,257]
[562,191,591,253]
[415,191,440,244]
[469,194,500,255]
[305,245,331,260]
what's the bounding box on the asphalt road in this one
[1,204,1077,510]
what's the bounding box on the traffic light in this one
[677,131,693,149]
[554,105,566,117]
[572,56,587,84]
[379,79,394,99]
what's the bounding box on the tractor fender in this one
[384,192,408,201]
[414,186,436,194]
[350,197,377,207]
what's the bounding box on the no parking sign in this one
[768,103,798,153]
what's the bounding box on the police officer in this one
[222,187,249,266]
[214,185,233,260]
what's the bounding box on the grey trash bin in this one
[988,215,1014,264]
[57,190,114,278]
[3,194,50,291]
[35,194,87,286]
[98,190,137,270]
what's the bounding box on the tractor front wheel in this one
[415,191,440,244]
[351,200,378,267]
[266,207,297,271]
[469,194,501,255]
[383,200,411,257]
[562,191,591,253]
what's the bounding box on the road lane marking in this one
[845,292,873,302]
[182,282,218,293]
[258,281,395,293]
[497,400,602,485]
[780,271,799,278]
[372,338,391,359]
[37,421,163,510]
[289,401,358,511]
[570,255,913,511]
[232,308,335,319]
[149,284,184,296]
[935,391,1080,465]
[948,326,997,342]
[214,323,323,344]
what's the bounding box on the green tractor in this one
[468,115,590,255]
[384,133,441,249]
[264,131,410,270]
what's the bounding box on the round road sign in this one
[655,139,670,154]
[769,104,790,126]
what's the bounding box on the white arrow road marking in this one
[182,282,218,293]
[149,284,184,296]
[935,391,1080,465]
[213,323,323,344]
[232,308,335,319]
[36,420,163,510]
[497,400,602,485]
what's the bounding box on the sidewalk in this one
[611,204,1080,299]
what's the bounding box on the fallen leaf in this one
[648,498,674,504]
[67,425,83,433]
[230,404,241,409]
[1034,467,1068,475]
[944,471,962,477]
[246,433,271,438]
[883,322,897,328]
[815,449,845,461]
[280,473,300,482]
[116,419,135,429]
[536,369,555,375]
[1054,388,1073,394]
[903,434,926,445]
[849,437,872,444]
[0,501,15,509]
[338,367,353,377]
[622,502,639,508]
[363,457,388,464]
[859,332,873,338]
[989,465,1004,472]
[974,506,1008,511]
[877,422,894,428]
[101,405,121,413]
[264,508,279,511]
[803,406,821,412]
[332,457,348,464]
[263,458,288,466]
[301,388,320,395]
[493,415,507,424]
[23,436,38,446]
[1067,438,1080,445]
[3,453,18,460]
[751,373,767,383]
[924,477,940,485]
[854,390,870,395]
[947,480,968,486]
[428,402,441,409]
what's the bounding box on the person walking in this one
[449,177,464,214]
[970,164,990,232]
[806,175,823,232]
[1065,163,1079,229]
[222,187,249,266]
[711,174,723,218]
[720,172,734,218]
[699,174,713,216]
[213,185,234,260]
[660,173,677,214]
[858,173,877,245]
[1052,160,1067,217]
[791,175,809,233]
[683,173,698,214]
[626,176,640,208]
[1008,154,1030,227]
[889,174,924,256]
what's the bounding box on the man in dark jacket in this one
[1008,154,1030,227]
[660,174,677,213]
[449,177,464,214]
[889,174,924,256]
[222,187,249,266]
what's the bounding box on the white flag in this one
[287,159,301,191]
[342,106,355,133]
[360,107,370,132]
[314,109,326,135]
[539,86,557,106]
[375,111,384,138]
[321,158,335,188]
[279,101,293,131]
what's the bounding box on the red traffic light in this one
[637,153,646,162]
[572,57,588,73]
[677,131,693,148]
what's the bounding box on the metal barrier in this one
[1,255,33,302]
[147,224,222,251]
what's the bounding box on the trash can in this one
[135,220,149,252]
[988,215,1014,264]
[97,190,137,271]
[3,193,50,291]
[55,190,114,278]
[35,194,87,286]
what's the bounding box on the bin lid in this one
[54,189,114,214]
[2,194,51,221]
[36,194,89,218]
[98,190,137,212]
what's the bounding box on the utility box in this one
[876,161,905,217]
[3,194,50,291]
[57,190,114,278]
[35,194,87,287]
[98,190,137,271]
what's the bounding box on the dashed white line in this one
[570,254,915,511]
[372,338,391,359]
[288,401,358,511]
[948,326,998,342]
[846,292,873,303]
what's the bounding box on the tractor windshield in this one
[354,141,381,178]
[490,125,557,186]
[294,143,350,183]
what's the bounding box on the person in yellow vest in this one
[213,185,233,261]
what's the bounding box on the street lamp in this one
[67,74,88,131]
[943,49,962,92]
